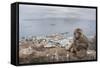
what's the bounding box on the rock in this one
[88,36,96,50]
[47,33,64,41]
[19,46,35,58]
[87,50,96,59]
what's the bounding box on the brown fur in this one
[69,28,89,59]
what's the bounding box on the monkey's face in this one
[74,28,83,39]
[74,31,82,39]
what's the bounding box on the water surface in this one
[19,5,96,39]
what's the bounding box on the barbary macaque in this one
[69,28,89,59]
